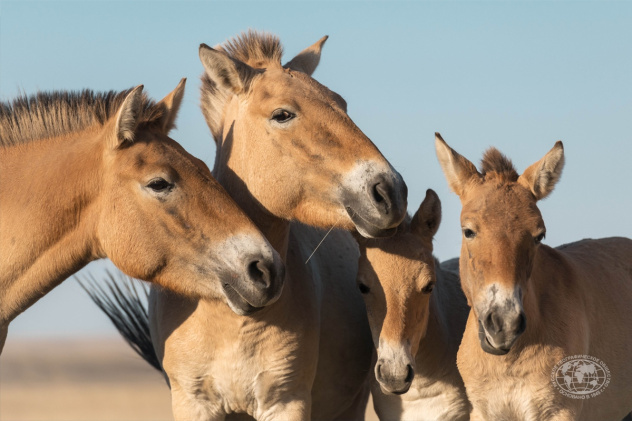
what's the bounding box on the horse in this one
[356,189,471,421]
[87,30,408,420]
[434,133,632,420]
[0,79,283,354]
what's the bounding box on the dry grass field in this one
[1,337,379,421]
[1,338,172,421]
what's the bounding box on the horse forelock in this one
[480,147,518,182]
[0,89,160,147]
[218,30,284,69]
[200,31,285,144]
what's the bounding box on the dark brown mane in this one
[218,30,284,68]
[480,147,519,181]
[0,89,160,147]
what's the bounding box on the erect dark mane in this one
[480,147,519,181]
[0,89,160,147]
[218,30,284,68]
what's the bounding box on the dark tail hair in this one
[77,270,161,371]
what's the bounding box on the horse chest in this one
[458,342,570,420]
[172,320,315,418]
[374,381,470,421]
[467,377,572,421]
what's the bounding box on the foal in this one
[356,189,471,421]
[0,80,282,352]
[435,133,632,420]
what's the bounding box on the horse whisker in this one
[305,211,350,264]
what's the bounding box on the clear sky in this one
[2,1,631,338]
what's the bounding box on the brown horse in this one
[435,133,632,420]
[0,80,283,353]
[356,190,470,421]
[91,31,408,420]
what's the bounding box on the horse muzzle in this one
[477,308,526,355]
[222,250,285,316]
[342,162,408,238]
[375,358,415,395]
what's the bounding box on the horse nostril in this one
[517,312,527,335]
[484,311,503,335]
[372,182,388,206]
[405,364,414,383]
[375,362,383,381]
[247,260,272,289]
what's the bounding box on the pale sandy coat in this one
[149,31,408,421]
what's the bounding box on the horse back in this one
[555,237,632,316]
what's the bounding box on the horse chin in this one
[346,207,398,239]
[379,382,412,396]
[222,284,265,316]
[477,319,511,356]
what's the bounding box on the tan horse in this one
[0,80,283,353]
[85,31,406,421]
[435,133,632,420]
[356,189,471,421]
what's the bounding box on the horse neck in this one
[520,245,570,335]
[415,264,466,382]
[212,135,291,259]
[242,203,290,260]
[0,130,103,325]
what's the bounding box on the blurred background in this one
[1,1,631,420]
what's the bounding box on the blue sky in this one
[2,1,631,337]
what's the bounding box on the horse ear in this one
[113,85,144,148]
[284,35,328,76]
[435,132,480,197]
[199,44,258,95]
[153,78,186,134]
[411,189,442,241]
[518,141,564,200]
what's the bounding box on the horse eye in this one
[270,109,295,124]
[147,178,171,192]
[463,228,476,239]
[534,232,546,245]
[358,282,371,294]
[422,282,435,294]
